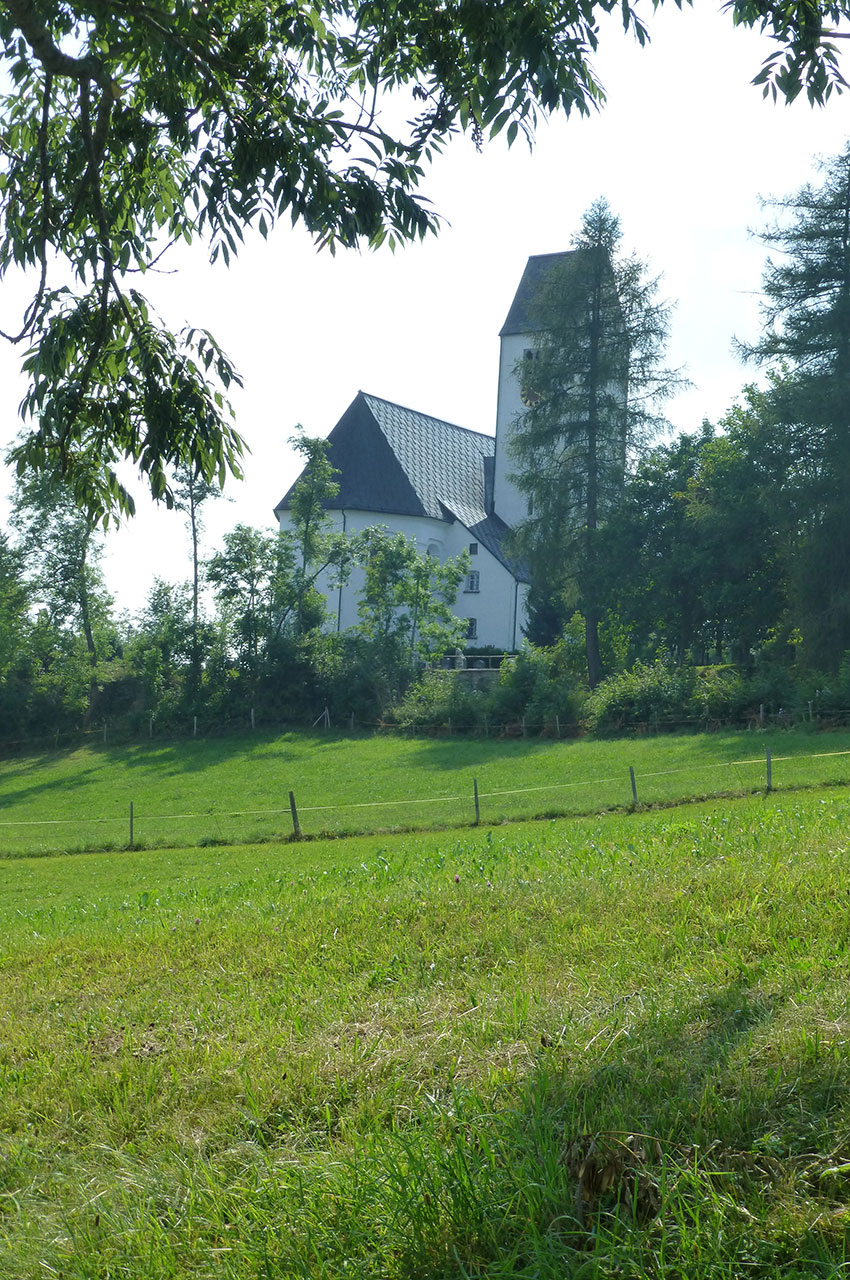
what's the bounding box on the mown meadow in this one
[3,725,850,853]
[3,782,850,1276]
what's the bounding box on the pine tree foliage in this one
[741,145,850,665]
[509,199,683,683]
[743,144,850,378]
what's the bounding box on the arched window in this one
[465,570,480,593]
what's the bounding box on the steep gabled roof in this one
[274,391,529,581]
[499,251,580,337]
[497,245,632,339]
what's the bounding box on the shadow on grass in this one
[275,976,850,1279]
[0,762,103,808]
[391,734,563,772]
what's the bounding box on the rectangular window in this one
[466,617,478,640]
[469,542,478,556]
[465,570,480,593]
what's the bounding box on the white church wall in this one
[492,331,531,530]
[279,507,526,651]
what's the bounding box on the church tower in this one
[492,249,627,528]
[492,252,579,527]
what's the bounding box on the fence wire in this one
[2,742,850,855]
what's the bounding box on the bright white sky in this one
[1,3,849,614]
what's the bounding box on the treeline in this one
[0,438,470,744]
[508,147,850,712]
[4,147,850,746]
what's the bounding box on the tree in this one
[1,0,845,521]
[127,578,196,721]
[510,199,683,685]
[0,530,28,682]
[0,530,31,732]
[355,528,467,701]
[280,433,359,639]
[741,145,850,666]
[601,426,713,664]
[172,463,227,694]
[10,470,114,720]
[205,524,281,695]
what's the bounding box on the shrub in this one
[690,665,747,728]
[486,643,585,734]
[389,670,482,731]
[584,661,696,733]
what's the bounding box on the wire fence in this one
[3,744,850,857]
[0,689,846,759]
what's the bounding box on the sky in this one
[1,3,849,614]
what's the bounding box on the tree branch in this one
[3,0,112,91]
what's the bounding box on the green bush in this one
[690,665,747,727]
[486,643,585,734]
[584,660,696,733]
[389,670,483,731]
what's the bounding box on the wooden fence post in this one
[555,715,561,739]
[766,746,772,793]
[289,790,302,840]
[629,766,638,806]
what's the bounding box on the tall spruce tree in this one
[741,145,850,667]
[510,199,683,685]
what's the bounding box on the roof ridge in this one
[360,390,493,442]
[523,249,581,263]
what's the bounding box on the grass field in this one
[4,783,850,1276]
[3,725,850,854]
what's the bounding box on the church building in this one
[275,252,580,651]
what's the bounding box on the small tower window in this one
[465,570,480,594]
[469,542,478,556]
[466,617,478,640]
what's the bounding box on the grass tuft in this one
[4,783,850,1274]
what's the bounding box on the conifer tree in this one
[741,145,850,666]
[510,199,683,685]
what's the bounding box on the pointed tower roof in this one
[499,249,589,336]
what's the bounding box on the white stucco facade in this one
[493,330,533,531]
[281,505,528,652]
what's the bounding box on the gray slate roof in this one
[499,249,582,337]
[275,391,528,581]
